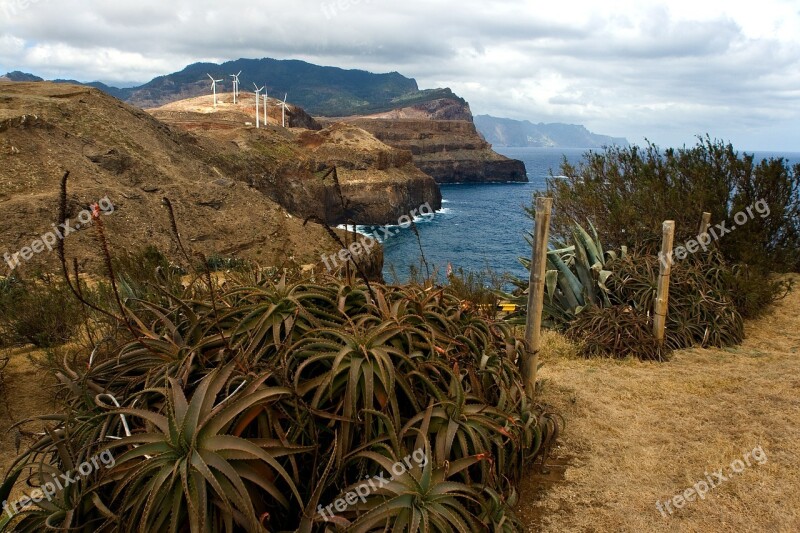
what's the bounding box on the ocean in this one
[379,147,800,284]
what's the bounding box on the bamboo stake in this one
[524,197,553,398]
[654,220,675,346]
[698,212,712,237]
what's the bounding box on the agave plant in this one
[335,430,486,533]
[504,220,619,328]
[1,431,114,532]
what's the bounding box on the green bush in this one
[566,305,664,360]
[544,137,800,273]
[446,266,506,319]
[505,220,748,359]
[111,245,185,304]
[606,251,745,351]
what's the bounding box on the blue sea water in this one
[381,147,800,284]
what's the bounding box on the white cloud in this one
[0,0,798,150]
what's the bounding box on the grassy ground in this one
[518,275,800,532]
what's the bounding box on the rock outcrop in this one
[149,98,442,226]
[344,115,528,184]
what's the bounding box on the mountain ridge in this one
[4,58,463,117]
[475,114,629,149]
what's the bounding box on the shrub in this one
[111,245,185,304]
[1,273,559,532]
[505,220,747,359]
[722,264,793,319]
[544,137,800,274]
[606,251,745,351]
[0,276,86,348]
[446,266,506,319]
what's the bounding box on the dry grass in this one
[0,347,56,476]
[518,274,800,532]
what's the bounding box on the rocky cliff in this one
[0,82,440,278]
[342,112,528,184]
[149,94,441,226]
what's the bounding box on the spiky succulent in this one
[1,272,558,532]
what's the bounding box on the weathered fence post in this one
[524,197,553,398]
[654,220,675,346]
[698,212,712,237]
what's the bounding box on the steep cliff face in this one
[149,102,442,226]
[345,117,528,184]
[296,124,442,224]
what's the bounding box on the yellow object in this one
[499,301,518,313]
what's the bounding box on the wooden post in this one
[524,197,553,398]
[698,212,711,237]
[653,221,675,346]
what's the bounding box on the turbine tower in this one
[264,88,269,126]
[230,71,242,104]
[277,93,290,128]
[253,83,265,128]
[207,74,223,108]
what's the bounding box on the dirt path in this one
[518,275,800,532]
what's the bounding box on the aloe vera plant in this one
[2,272,559,532]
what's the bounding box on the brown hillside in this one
[149,95,441,225]
[0,82,366,276]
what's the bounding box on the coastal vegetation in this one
[546,137,800,273]
[509,138,797,359]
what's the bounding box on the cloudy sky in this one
[1,0,799,150]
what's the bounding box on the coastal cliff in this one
[8,59,529,185]
[149,95,441,226]
[343,113,528,184]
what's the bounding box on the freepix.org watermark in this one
[659,199,770,268]
[3,197,115,271]
[320,0,374,20]
[317,448,428,521]
[321,202,435,272]
[2,450,116,519]
[0,0,49,19]
[655,445,768,518]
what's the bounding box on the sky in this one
[1,0,799,151]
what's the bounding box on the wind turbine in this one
[230,71,242,104]
[207,74,223,108]
[263,88,268,125]
[277,93,289,128]
[253,83,265,128]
